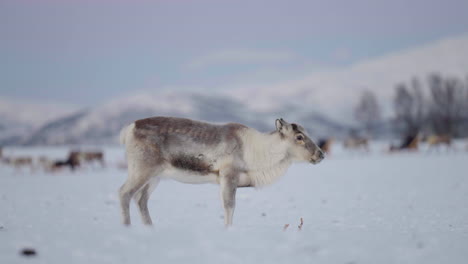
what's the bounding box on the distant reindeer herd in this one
[0,131,467,175]
[319,133,463,155]
[0,149,105,172]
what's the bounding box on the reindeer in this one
[81,151,105,167]
[389,134,419,152]
[318,138,333,154]
[343,137,369,152]
[51,151,81,171]
[426,135,453,152]
[119,117,324,227]
[11,157,33,169]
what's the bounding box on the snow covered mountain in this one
[0,97,78,145]
[9,34,468,145]
[23,91,347,145]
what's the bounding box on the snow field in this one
[1,145,468,264]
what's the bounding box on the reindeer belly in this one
[161,169,219,184]
[162,153,220,184]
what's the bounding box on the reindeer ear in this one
[275,118,287,132]
[276,119,282,131]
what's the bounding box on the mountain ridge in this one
[3,34,468,145]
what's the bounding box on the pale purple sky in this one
[1,0,468,106]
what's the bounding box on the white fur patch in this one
[239,129,293,187]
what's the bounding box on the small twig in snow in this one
[298,218,304,230]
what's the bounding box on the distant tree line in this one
[354,73,468,138]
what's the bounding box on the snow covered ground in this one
[1,143,468,264]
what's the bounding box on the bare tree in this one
[462,76,468,135]
[410,77,425,126]
[393,80,425,137]
[427,73,466,136]
[354,90,381,136]
[392,74,468,138]
[466,76,468,110]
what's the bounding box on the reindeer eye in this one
[296,135,304,141]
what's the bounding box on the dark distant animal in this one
[318,138,333,154]
[52,152,80,171]
[119,117,325,227]
[389,134,419,152]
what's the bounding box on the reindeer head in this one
[275,118,324,164]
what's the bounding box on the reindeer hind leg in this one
[134,176,161,225]
[119,164,155,226]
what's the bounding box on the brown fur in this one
[134,117,246,147]
[132,117,247,169]
[427,135,451,146]
[170,154,215,175]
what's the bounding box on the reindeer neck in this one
[241,130,293,187]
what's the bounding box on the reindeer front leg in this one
[219,169,240,227]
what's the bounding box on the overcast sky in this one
[1,0,468,106]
